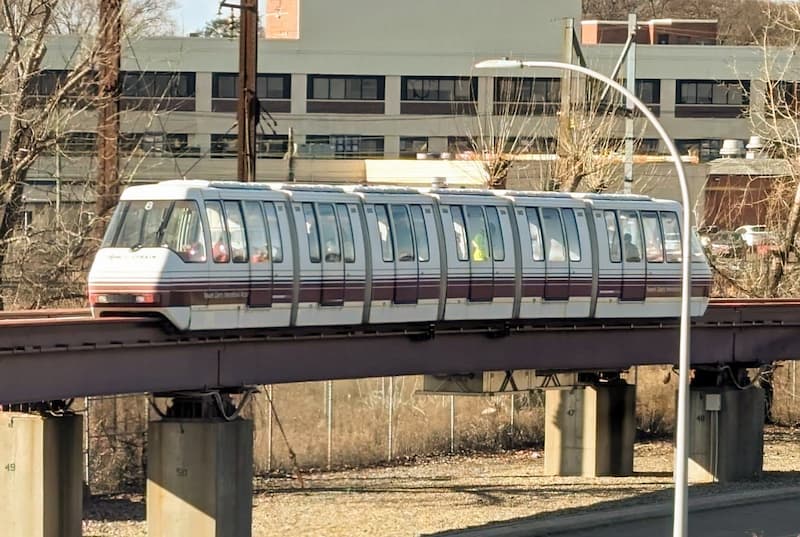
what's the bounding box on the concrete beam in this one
[0,413,82,537]
[689,386,764,483]
[148,419,253,537]
[544,383,636,477]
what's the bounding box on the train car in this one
[88,180,711,331]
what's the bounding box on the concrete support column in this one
[0,412,83,537]
[148,418,253,537]
[544,383,636,477]
[689,386,764,483]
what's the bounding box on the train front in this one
[88,181,208,330]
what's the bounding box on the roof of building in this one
[707,158,794,177]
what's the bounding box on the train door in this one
[296,201,323,305]
[599,209,622,300]
[464,205,493,302]
[540,207,569,301]
[316,202,345,306]
[221,200,251,309]
[514,206,546,316]
[640,210,669,307]
[562,207,593,316]
[445,205,470,309]
[335,202,367,306]
[263,201,293,310]
[241,200,272,307]
[388,204,418,304]
[618,210,646,301]
[365,203,396,316]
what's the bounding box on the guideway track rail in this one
[0,299,798,405]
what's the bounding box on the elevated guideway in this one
[0,299,798,405]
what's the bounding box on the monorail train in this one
[88,180,712,331]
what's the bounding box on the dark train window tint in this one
[562,209,581,262]
[465,205,490,262]
[223,201,248,263]
[390,205,415,262]
[302,202,321,263]
[486,206,505,262]
[660,211,682,263]
[619,210,643,263]
[243,201,270,263]
[451,206,469,261]
[317,203,341,263]
[540,208,566,262]
[102,201,129,247]
[525,208,544,261]
[336,203,356,263]
[604,210,621,263]
[410,205,430,262]
[206,201,230,263]
[263,202,283,262]
[375,204,394,262]
[641,211,664,262]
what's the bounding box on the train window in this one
[223,201,249,263]
[465,205,490,263]
[336,204,356,263]
[375,204,394,262]
[641,211,664,262]
[263,202,283,262]
[660,211,681,263]
[604,210,621,263]
[163,200,206,263]
[243,201,270,263]
[451,206,469,261]
[390,205,415,262]
[317,204,341,262]
[302,202,321,263]
[562,209,581,262]
[525,208,544,261]
[486,206,505,262]
[206,201,230,263]
[540,208,566,262]
[619,211,643,263]
[102,202,128,248]
[410,205,430,262]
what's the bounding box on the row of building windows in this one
[29,70,771,118]
[44,132,735,162]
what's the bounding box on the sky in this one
[170,0,223,35]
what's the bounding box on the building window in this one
[675,138,722,162]
[122,72,196,98]
[210,134,289,158]
[308,75,384,100]
[120,133,197,156]
[212,73,291,99]
[30,70,68,96]
[305,135,384,158]
[57,131,97,156]
[675,80,749,118]
[768,80,800,116]
[635,79,661,105]
[399,137,429,158]
[493,77,560,115]
[402,77,476,102]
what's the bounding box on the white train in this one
[88,180,712,331]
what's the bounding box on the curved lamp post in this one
[474,59,692,537]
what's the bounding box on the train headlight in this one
[134,293,159,304]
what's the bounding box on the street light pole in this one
[475,59,693,537]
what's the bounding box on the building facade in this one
[10,0,795,193]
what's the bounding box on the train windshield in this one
[102,200,206,262]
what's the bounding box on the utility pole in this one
[556,17,575,191]
[233,0,258,182]
[624,13,637,195]
[95,0,121,237]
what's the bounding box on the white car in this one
[734,225,773,247]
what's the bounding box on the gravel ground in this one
[83,426,800,537]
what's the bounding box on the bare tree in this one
[460,73,650,192]
[50,0,177,36]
